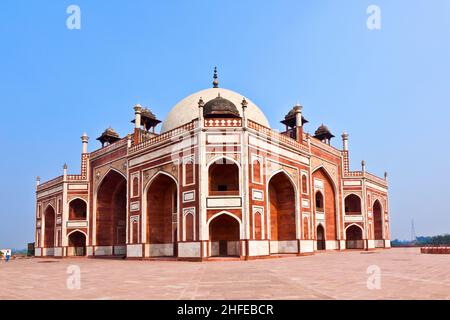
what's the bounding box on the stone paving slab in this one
[1,248,449,300]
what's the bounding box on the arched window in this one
[43,205,56,249]
[252,159,261,183]
[185,159,194,185]
[69,198,87,220]
[315,191,324,211]
[208,158,239,196]
[301,175,308,194]
[254,212,262,240]
[317,225,325,250]
[132,177,139,197]
[303,217,309,239]
[344,194,361,215]
[132,220,139,244]
[185,213,194,241]
[373,200,383,241]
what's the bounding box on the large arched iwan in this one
[96,170,127,246]
[147,174,178,246]
[312,168,337,240]
[268,172,296,241]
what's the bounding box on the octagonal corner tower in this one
[160,87,270,132]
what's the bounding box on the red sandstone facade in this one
[34,75,390,260]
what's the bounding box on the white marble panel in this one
[94,246,113,256]
[54,247,63,256]
[126,244,142,257]
[299,240,314,253]
[270,240,298,254]
[68,184,88,190]
[130,201,140,212]
[248,240,270,256]
[343,180,361,186]
[183,191,195,203]
[207,197,241,208]
[252,190,264,201]
[227,241,240,256]
[207,134,240,144]
[67,220,88,228]
[344,215,363,222]
[325,240,339,250]
[149,244,173,256]
[178,242,201,258]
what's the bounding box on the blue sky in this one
[1,0,449,248]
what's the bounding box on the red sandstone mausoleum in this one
[34,69,390,260]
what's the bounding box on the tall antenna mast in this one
[411,219,417,244]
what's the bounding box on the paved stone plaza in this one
[1,248,449,300]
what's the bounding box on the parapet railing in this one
[129,120,196,154]
[308,136,342,157]
[89,137,128,160]
[248,120,309,152]
[364,172,387,186]
[37,175,63,191]
[344,171,387,186]
[345,171,363,177]
[137,128,158,142]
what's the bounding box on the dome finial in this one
[213,66,219,88]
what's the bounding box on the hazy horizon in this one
[1,0,449,248]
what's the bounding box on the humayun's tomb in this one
[34,69,390,260]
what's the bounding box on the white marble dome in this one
[160,87,270,133]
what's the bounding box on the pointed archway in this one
[317,224,325,250]
[96,170,127,254]
[373,200,384,247]
[43,205,56,252]
[69,198,87,220]
[344,194,362,215]
[146,173,178,257]
[312,168,337,241]
[268,171,296,253]
[208,158,240,196]
[68,231,86,256]
[209,213,240,257]
[345,225,364,249]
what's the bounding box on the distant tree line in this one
[391,234,450,247]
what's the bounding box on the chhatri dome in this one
[160,68,270,132]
